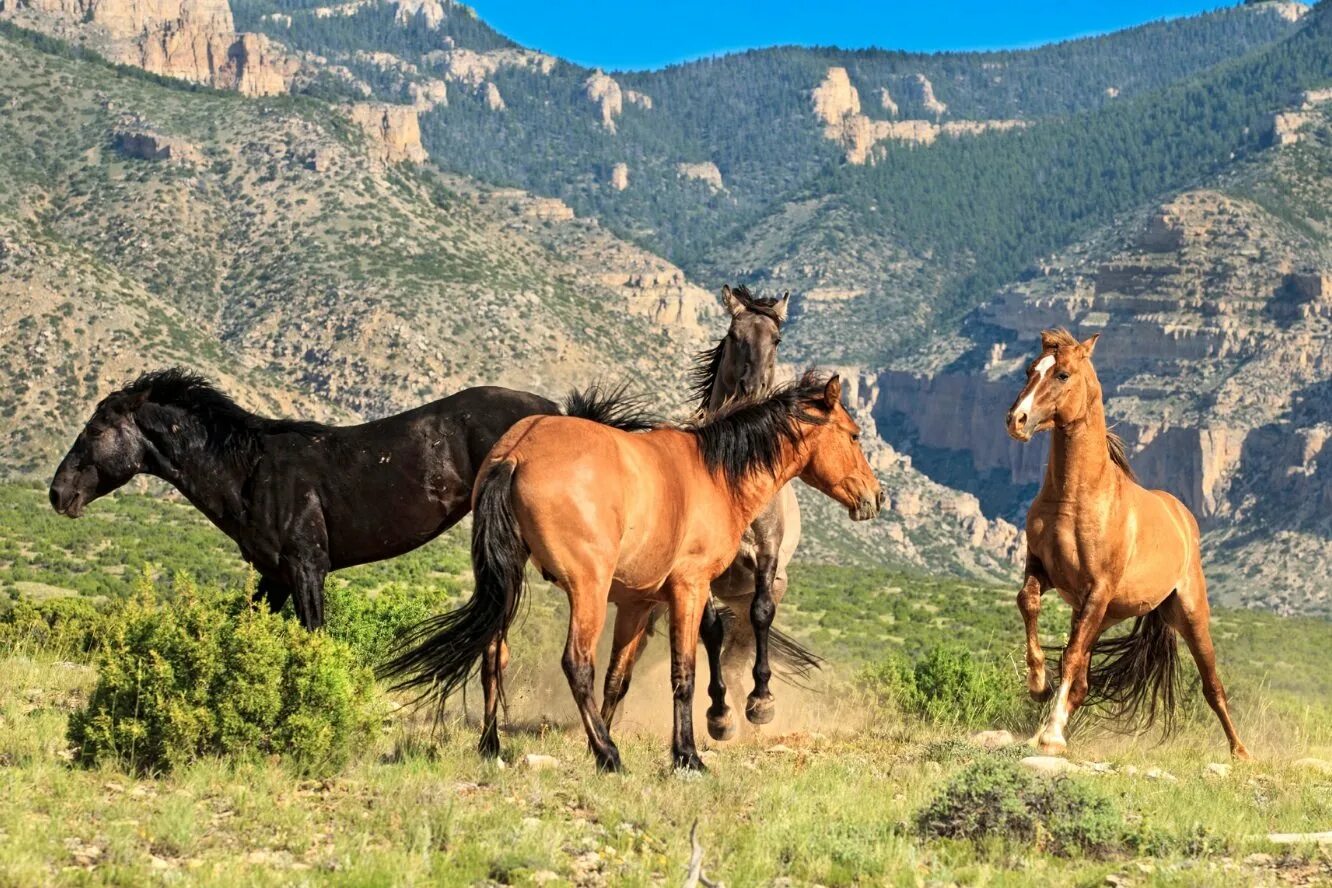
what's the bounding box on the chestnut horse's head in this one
[1006,329,1102,442]
[49,383,155,517]
[798,375,884,521]
[691,284,789,414]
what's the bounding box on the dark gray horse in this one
[49,369,561,629]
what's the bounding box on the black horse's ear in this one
[823,375,842,409]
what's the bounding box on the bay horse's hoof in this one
[673,751,707,772]
[746,693,775,725]
[707,708,737,741]
[478,721,501,759]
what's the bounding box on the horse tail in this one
[1054,603,1180,736]
[712,603,824,685]
[378,461,528,715]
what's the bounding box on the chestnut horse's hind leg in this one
[600,601,653,729]
[667,578,710,770]
[1018,557,1053,701]
[560,576,621,772]
[746,553,779,725]
[700,598,735,741]
[1035,583,1112,756]
[1162,570,1250,760]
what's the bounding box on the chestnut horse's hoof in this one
[1029,684,1054,703]
[1232,745,1251,762]
[707,708,736,741]
[746,693,775,725]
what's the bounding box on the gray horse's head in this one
[691,284,789,415]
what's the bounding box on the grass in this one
[2,483,1332,884]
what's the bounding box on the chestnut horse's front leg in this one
[745,552,779,725]
[1018,556,1053,701]
[668,578,710,771]
[1035,583,1111,755]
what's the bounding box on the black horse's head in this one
[49,381,156,518]
[691,284,790,414]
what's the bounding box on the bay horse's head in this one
[691,284,789,414]
[1006,329,1102,442]
[49,380,156,517]
[797,375,884,521]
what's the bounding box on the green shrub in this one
[322,577,457,666]
[67,570,381,775]
[916,758,1125,857]
[861,645,1025,729]
[0,595,106,656]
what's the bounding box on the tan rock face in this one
[811,67,860,128]
[429,47,555,87]
[408,79,447,111]
[393,0,445,28]
[484,81,504,111]
[676,161,723,191]
[112,129,203,164]
[344,103,427,164]
[877,87,898,117]
[584,70,623,132]
[910,73,948,117]
[609,162,629,191]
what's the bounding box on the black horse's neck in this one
[135,403,263,535]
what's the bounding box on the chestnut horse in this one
[382,373,883,771]
[1006,330,1247,759]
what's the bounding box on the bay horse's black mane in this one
[113,368,328,457]
[687,371,829,485]
[687,285,785,412]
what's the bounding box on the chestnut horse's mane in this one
[1040,329,1136,481]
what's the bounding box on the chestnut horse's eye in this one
[1056,372,1071,382]
[851,433,861,442]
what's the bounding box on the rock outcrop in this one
[584,70,623,132]
[344,103,427,163]
[609,162,629,191]
[393,0,445,28]
[113,129,203,164]
[676,161,724,191]
[484,81,505,111]
[408,79,448,111]
[1,0,300,95]
[877,87,899,116]
[909,73,948,117]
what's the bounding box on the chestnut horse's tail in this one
[1054,603,1180,736]
[378,461,528,715]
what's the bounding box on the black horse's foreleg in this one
[290,559,329,631]
[700,599,734,741]
[746,553,778,725]
[256,575,292,614]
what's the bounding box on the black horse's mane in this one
[562,383,661,432]
[114,368,328,455]
[688,285,786,413]
[687,371,830,486]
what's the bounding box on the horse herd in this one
[47,287,1247,771]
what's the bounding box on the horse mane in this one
[1041,327,1081,350]
[1106,430,1136,481]
[689,285,786,413]
[686,370,830,486]
[114,368,328,455]
[562,383,661,432]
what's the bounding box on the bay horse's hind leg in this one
[478,635,509,758]
[700,598,735,741]
[1161,570,1250,760]
[600,601,653,729]
[559,572,621,772]
[1018,557,1053,701]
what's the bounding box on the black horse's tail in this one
[378,462,528,715]
[1052,604,1180,736]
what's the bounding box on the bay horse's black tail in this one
[378,462,528,716]
[1052,604,1180,736]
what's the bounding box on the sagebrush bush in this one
[0,595,106,656]
[861,645,1025,729]
[67,570,381,775]
[917,757,1125,857]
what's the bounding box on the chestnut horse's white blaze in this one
[1006,329,1248,760]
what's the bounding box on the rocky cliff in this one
[344,103,428,163]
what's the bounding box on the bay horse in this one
[49,369,561,630]
[381,372,883,772]
[1006,330,1248,759]
[611,284,815,740]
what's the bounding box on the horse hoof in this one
[1036,736,1067,757]
[478,725,501,760]
[594,748,623,773]
[1029,685,1053,703]
[1232,745,1251,762]
[746,694,775,725]
[673,752,707,772]
[707,710,737,741]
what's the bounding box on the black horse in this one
[49,369,561,629]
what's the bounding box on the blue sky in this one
[467,1,1231,71]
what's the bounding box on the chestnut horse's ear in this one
[721,285,744,318]
[773,292,790,324]
[822,374,842,409]
[1081,333,1100,356]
